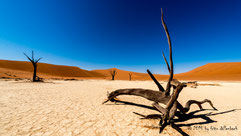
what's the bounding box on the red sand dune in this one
[0,59,240,81]
[0,60,105,79]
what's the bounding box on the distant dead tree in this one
[109,69,117,80]
[129,72,132,81]
[103,9,217,136]
[23,51,42,82]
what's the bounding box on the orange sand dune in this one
[0,60,105,79]
[0,67,54,79]
[176,62,241,81]
[0,59,240,81]
[93,62,241,81]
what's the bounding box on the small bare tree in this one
[23,51,42,82]
[109,69,117,80]
[129,72,132,81]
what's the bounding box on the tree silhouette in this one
[109,69,117,80]
[23,51,42,82]
[129,72,132,81]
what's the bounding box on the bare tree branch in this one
[161,8,173,96]
[36,57,42,63]
[31,50,34,62]
[23,53,34,63]
[162,51,170,73]
[147,69,165,92]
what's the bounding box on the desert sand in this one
[0,80,240,136]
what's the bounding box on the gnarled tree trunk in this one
[103,9,217,136]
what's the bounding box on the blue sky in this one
[0,0,240,74]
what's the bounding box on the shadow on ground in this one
[106,99,241,134]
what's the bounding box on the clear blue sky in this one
[0,0,240,74]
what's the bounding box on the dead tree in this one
[103,9,217,136]
[109,69,117,80]
[129,73,132,81]
[23,51,42,82]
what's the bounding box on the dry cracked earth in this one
[0,80,240,136]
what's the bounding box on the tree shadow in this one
[175,108,241,127]
[108,99,241,127]
[106,99,156,111]
[12,80,56,84]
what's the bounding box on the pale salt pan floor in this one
[0,80,240,136]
